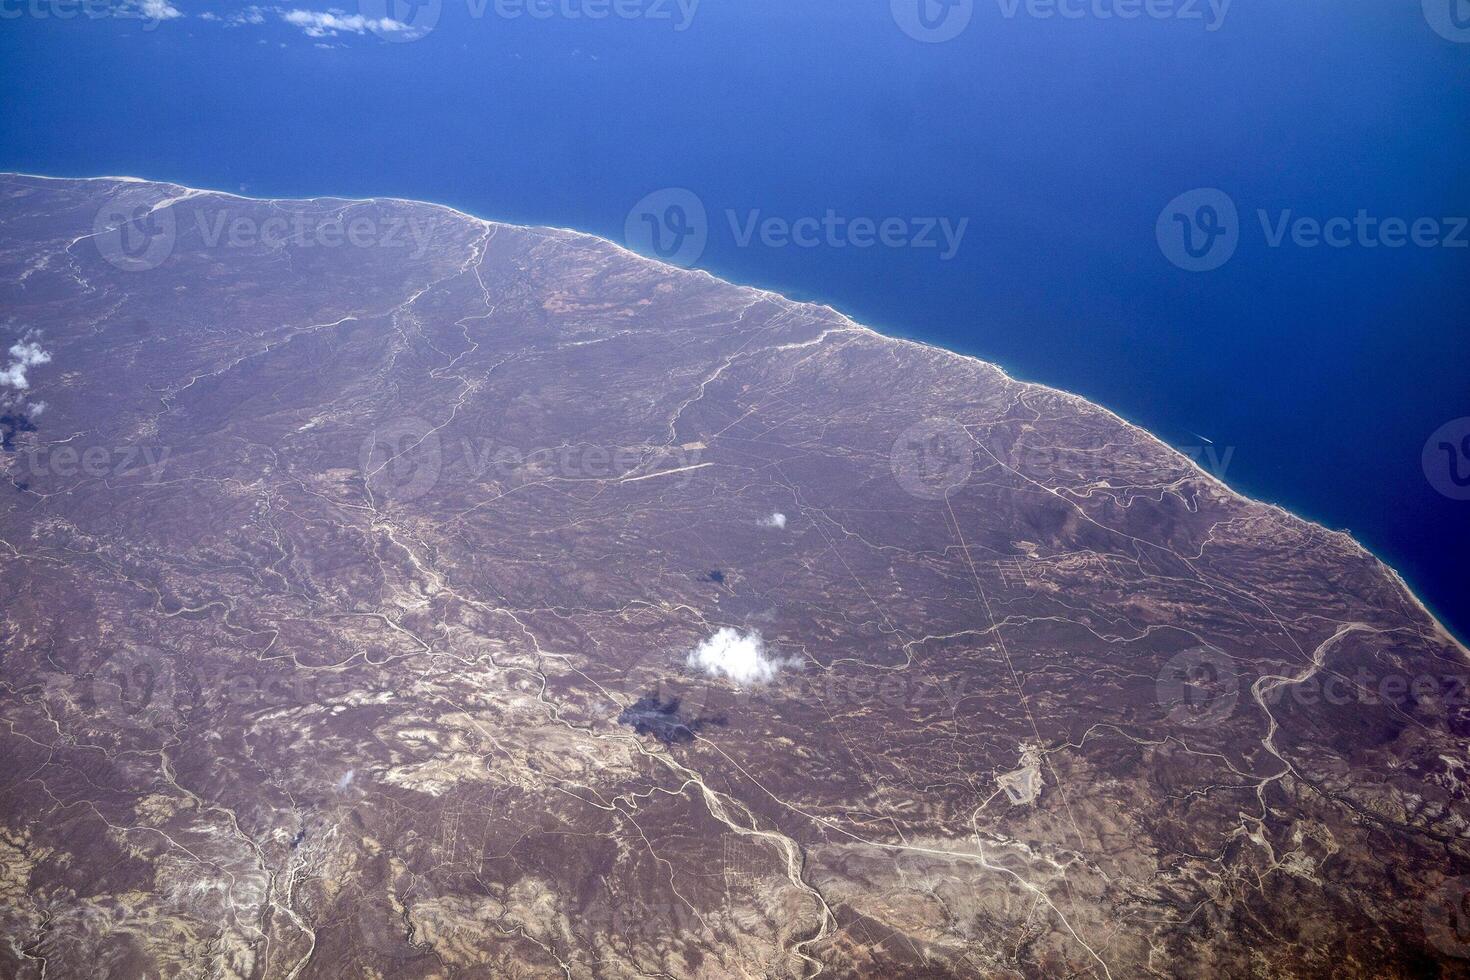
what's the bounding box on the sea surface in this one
[2,0,1466,639]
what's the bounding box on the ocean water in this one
[1,0,1466,639]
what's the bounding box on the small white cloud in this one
[279,8,410,37]
[0,341,51,391]
[139,0,183,20]
[758,511,787,529]
[26,401,47,418]
[10,342,51,368]
[686,628,789,686]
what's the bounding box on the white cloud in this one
[685,628,790,686]
[139,0,183,21]
[279,8,410,37]
[0,341,51,391]
[759,511,787,529]
[10,342,51,368]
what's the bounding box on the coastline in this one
[9,169,1465,656]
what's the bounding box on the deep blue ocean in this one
[2,0,1466,639]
